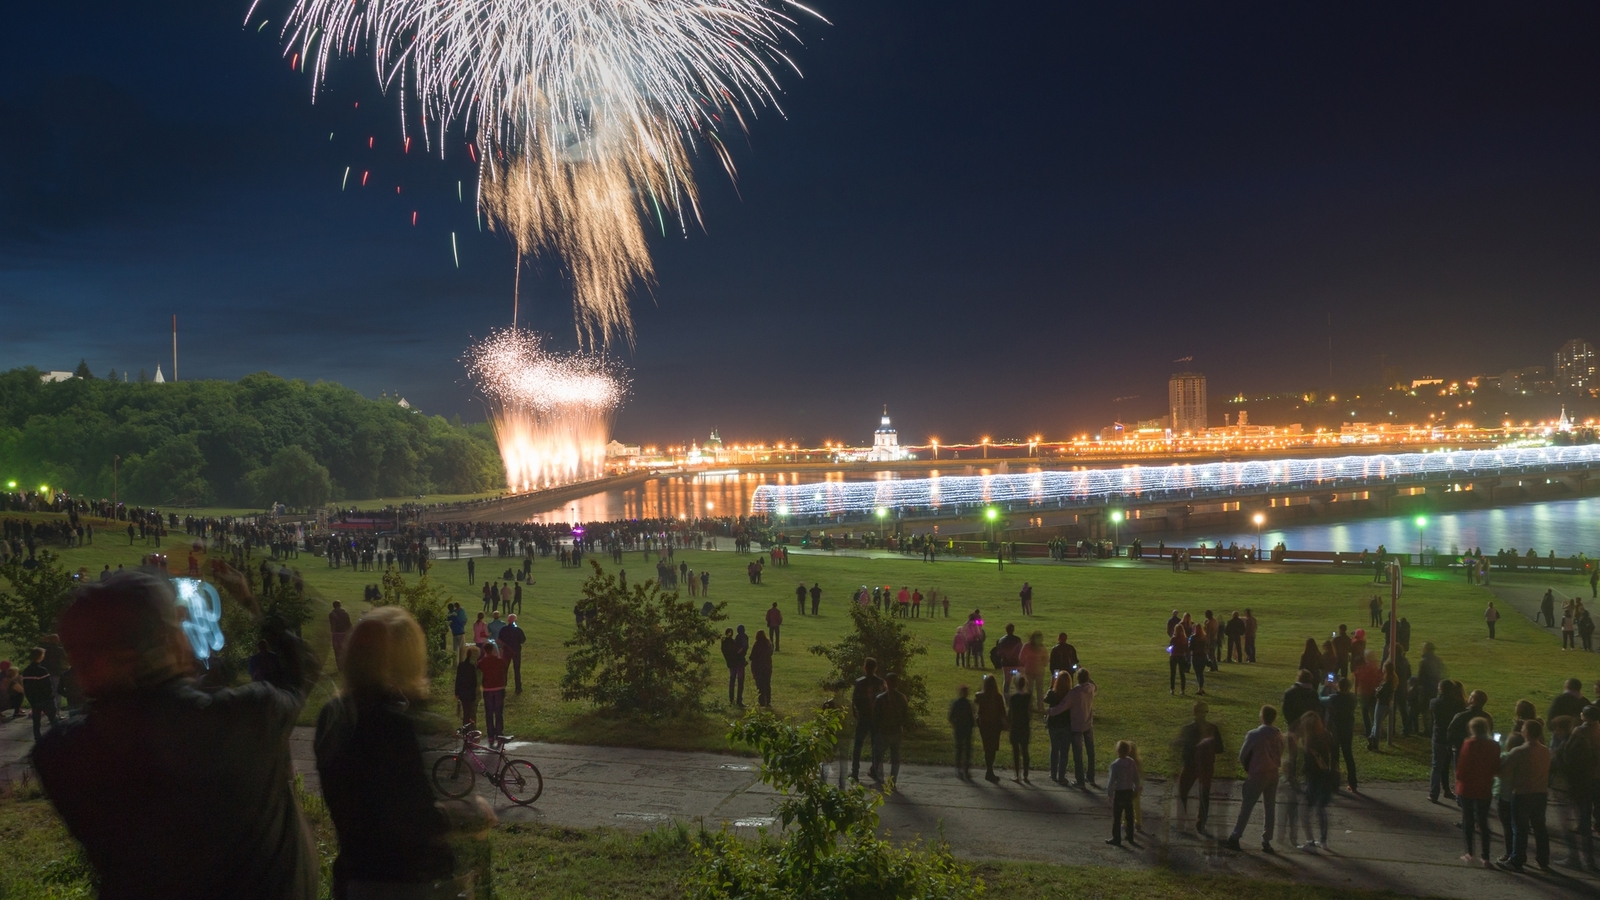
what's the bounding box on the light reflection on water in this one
[522,468,1016,524]
[1182,496,1600,556]
[529,470,1598,557]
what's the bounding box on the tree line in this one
[0,366,504,507]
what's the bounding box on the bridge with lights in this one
[750,443,1600,533]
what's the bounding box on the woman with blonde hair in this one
[315,606,492,899]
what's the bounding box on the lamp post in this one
[982,437,989,460]
[931,439,938,460]
[1253,512,1265,561]
[1415,515,1427,565]
[986,507,1002,570]
[1110,510,1122,556]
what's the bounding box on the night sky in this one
[3,2,1598,446]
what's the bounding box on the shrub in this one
[0,551,75,657]
[562,560,725,717]
[686,710,981,900]
[377,568,455,678]
[809,603,928,721]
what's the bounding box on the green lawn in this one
[19,513,1597,781]
[0,790,1433,900]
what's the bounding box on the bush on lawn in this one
[562,561,726,717]
[686,709,980,900]
[809,603,928,721]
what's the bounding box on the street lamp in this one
[982,437,990,460]
[1415,516,1427,564]
[1253,512,1265,560]
[1110,510,1122,554]
[986,507,1002,569]
[931,438,939,460]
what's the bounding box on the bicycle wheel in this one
[498,758,543,805]
[432,754,476,799]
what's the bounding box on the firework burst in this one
[266,0,823,345]
[465,328,627,491]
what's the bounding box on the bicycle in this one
[431,723,543,806]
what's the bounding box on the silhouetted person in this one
[32,569,321,899]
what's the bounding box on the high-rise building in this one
[1555,339,1596,393]
[1168,371,1208,434]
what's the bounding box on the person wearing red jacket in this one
[1455,716,1501,868]
[477,643,510,740]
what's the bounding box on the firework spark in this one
[465,329,627,491]
[266,0,823,345]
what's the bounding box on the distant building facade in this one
[1168,371,1208,434]
[1555,339,1596,393]
[867,407,908,462]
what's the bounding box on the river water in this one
[529,470,1599,556]
[1186,495,1600,557]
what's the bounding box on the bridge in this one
[749,444,1600,532]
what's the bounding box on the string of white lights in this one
[750,444,1600,517]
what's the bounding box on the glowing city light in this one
[750,444,1600,517]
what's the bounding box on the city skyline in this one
[3,2,1599,444]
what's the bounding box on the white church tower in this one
[867,406,907,462]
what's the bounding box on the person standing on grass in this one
[1226,705,1286,854]
[976,673,1010,783]
[722,627,748,708]
[454,646,480,727]
[477,641,509,740]
[1050,632,1079,675]
[21,647,56,739]
[1188,625,1211,696]
[949,685,975,779]
[327,601,352,671]
[498,615,525,694]
[1168,621,1190,696]
[1019,581,1033,617]
[472,612,488,648]
[33,569,321,899]
[810,583,822,616]
[1007,674,1033,783]
[765,602,783,652]
[1021,631,1049,711]
[447,603,467,659]
[1562,609,1577,649]
[872,672,910,784]
[1225,612,1246,663]
[1045,672,1072,784]
[795,582,807,616]
[1065,668,1098,787]
[1485,601,1501,639]
[1323,676,1360,792]
[1105,741,1141,847]
[1174,700,1225,833]
[1243,608,1259,663]
[1428,680,1466,802]
[750,630,774,707]
[850,658,885,781]
[1456,715,1500,868]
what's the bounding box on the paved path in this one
[3,719,1595,899]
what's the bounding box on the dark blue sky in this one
[3,1,1598,446]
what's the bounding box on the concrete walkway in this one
[3,719,1595,899]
